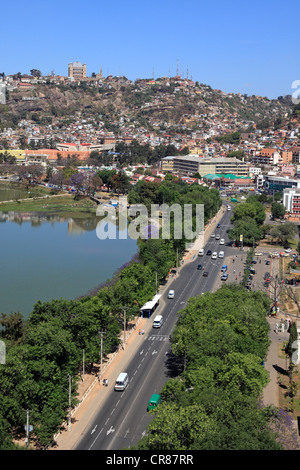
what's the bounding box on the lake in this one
[0,212,137,318]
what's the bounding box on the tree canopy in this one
[134,286,285,450]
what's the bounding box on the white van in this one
[114,372,129,391]
[198,249,204,256]
[153,315,163,328]
[168,290,175,299]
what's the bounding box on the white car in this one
[211,233,215,238]
[198,249,204,256]
[219,251,224,258]
[215,234,220,240]
[211,252,217,259]
[168,290,175,299]
[219,239,225,245]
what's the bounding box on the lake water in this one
[0,212,137,318]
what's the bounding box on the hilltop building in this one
[68,62,87,79]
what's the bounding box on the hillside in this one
[1,77,293,136]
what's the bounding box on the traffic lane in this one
[107,334,172,450]
[87,332,171,450]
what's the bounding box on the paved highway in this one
[76,206,236,450]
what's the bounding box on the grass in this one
[0,193,98,217]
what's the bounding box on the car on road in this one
[147,394,161,412]
[215,234,220,240]
[219,238,225,245]
[197,264,203,270]
[168,290,175,299]
[217,223,221,228]
[207,250,212,256]
[203,271,208,277]
[211,252,217,259]
[218,251,224,258]
[211,233,215,238]
[221,273,228,281]
[198,249,204,256]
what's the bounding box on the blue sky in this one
[2,0,299,99]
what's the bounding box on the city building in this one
[251,148,281,166]
[68,62,87,79]
[283,187,300,215]
[172,155,248,178]
[264,175,300,193]
[161,156,175,172]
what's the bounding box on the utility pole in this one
[82,349,85,382]
[121,307,131,349]
[25,409,30,449]
[68,375,72,431]
[99,331,105,383]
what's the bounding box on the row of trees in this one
[0,180,220,449]
[228,194,296,247]
[134,285,298,450]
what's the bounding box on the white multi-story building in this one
[283,187,300,214]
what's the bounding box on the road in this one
[76,206,236,450]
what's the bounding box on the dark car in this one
[264,272,270,280]
[203,271,208,277]
[265,260,270,265]
[197,264,203,270]
[217,223,221,228]
[206,250,212,256]
[251,260,257,264]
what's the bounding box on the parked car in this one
[221,273,228,281]
[217,223,221,228]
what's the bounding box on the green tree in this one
[271,202,285,220]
